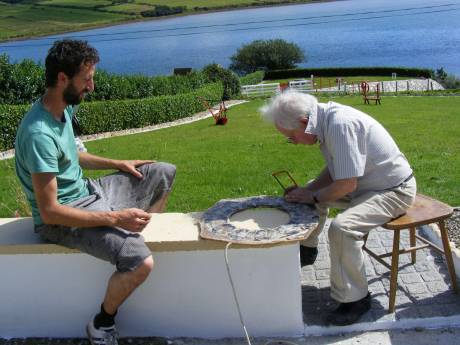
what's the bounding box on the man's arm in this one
[306,166,333,191]
[78,152,154,179]
[32,172,151,232]
[285,177,357,205]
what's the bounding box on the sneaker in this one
[300,246,318,266]
[86,319,119,345]
[325,292,371,326]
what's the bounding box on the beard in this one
[63,83,87,105]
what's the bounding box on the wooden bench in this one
[360,81,381,105]
[363,194,459,313]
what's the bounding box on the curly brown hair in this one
[45,39,99,87]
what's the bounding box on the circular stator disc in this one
[199,196,319,245]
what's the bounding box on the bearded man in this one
[15,39,176,345]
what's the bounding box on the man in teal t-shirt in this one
[14,39,176,345]
[15,102,89,225]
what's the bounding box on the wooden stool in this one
[363,193,459,313]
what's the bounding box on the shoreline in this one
[0,0,341,44]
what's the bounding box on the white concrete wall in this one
[0,244,303,338]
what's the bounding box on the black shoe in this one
[300,246,318,266]
[325,292,371,326]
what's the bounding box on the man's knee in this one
[148,162,176,188]
[328,216,353,244]
[156,162,176,177]
[140,255,154,273]
[132,255,154,284]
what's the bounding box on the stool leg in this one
[410,227,417,264]
[438,221,459,293]
[389,230,401,313]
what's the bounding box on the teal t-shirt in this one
[15,99,90,225]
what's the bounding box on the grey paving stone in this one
[414,262,432,272]
[420,271,442,282]
[313,259,330,270]
[300,218,458,326]
[400,273,423,284]
[398,264,416,274]
[416,304,447,318]
[443,305,460,317]
[315,269,330,280]
[316,280,330,289]
[365,239,380,248]
[368,281,386,294]
[405,283,428,295]
[301,270,315,283]
[426,281,449,293]
[382,239,396,248]
[396,306,420,320]
[410,293,436,305]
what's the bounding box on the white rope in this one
[224,242,252,345]
[224,242,300,345]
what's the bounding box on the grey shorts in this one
[36,162,176,272]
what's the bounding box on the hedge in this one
[239,71,265,85]
[0,54,210,105]
[0,82,223,151]
[264,67,433,80]
[86,70,209,101]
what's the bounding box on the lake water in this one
[1,0,460,76]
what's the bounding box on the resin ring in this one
[199,196,319,245]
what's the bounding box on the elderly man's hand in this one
[284,187,315,205]
[116,160,155,179]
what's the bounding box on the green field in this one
[1,96,459,218]
[0,0,321,41]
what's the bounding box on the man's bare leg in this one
[103,256,154,314]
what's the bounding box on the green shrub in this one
[0,103,28,151]
[264,67,433,80]
[0,83,223,151]
[0,54,45,105]
[239,70,265,85]
[202,64,240,100]
[0,54,209,104]
[230,39,305,75]
[433,68,460,89]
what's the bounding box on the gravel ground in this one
[447,208,460,249]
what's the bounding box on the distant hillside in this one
[0,0,331,42]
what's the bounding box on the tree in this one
[230,39,305,75]
[202,63,240,100]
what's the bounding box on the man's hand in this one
[283,185,298,197]
[116,160,155,179]
[113,208,152,232]
[284,187,314,204]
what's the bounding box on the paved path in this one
[302,222,460,329]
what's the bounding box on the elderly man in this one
[261,91,416,325]
[15,39,176,344]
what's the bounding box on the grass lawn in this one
[1,95,459,218]
[0,0,321,41]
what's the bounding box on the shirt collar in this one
[305,102,327,142]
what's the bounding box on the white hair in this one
[259,90,318,130]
